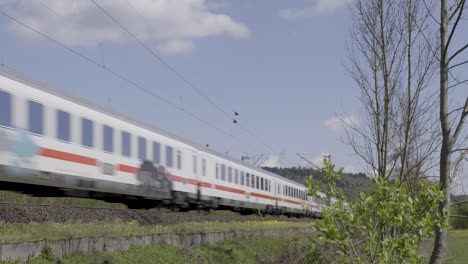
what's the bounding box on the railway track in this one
[0,202,309,225]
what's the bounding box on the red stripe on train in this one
[39,147,302,205]
[116,164,138,174]
[39,148,97,166]
[215,185,245,195]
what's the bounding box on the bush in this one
[307,159,447,263]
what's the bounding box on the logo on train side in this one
[0,128,39,170]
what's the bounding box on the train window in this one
[0,90,12,127]
[103,125,113,153]
[240,172,245,185]
[166,146,173,167]
[202,159,206,176]
[192,155,197,174]
[256,176,259,189]
[56,110,70,142]
[246,173,250,187]
[215,163,219,179]
[261,178,264,190]
[28,100,44,135]
[81,118,94,147]
[177,150,182,169]
[228,167,232,182]
[251,174,255,188]
[153,141,161,164]
[221,164,226,181]
[121,131,131,157]
[234,169,239,184]
[138,137,147,160]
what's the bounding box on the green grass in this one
[0,234,313,264]
[0,191,127,209]
[447,229,468,264]
[0,220,312,244]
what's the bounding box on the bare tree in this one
[346,0,438,184]
[430,0,468,263]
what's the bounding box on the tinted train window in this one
[261,178,264,190]
[28,100,43,135]
[103,125,113,152]
[202,159,206,176]
[153,141,161,164]
[138,137,147,160]
[177,150,182,169]
[121,131,131,157]
[246,173,250,187]
[57,110,70,142]
[215,163,219,179]
[221,164,226,181]
[228,167,232,182]
[256,176,259,189]
[234,169,239,184]
[81,118,93,147]
[0,90,12,127]
[251,174,255,188]
[166,146,173,167]
[240,172,245,185]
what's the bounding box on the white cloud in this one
[279,0,346,20]
[158,40,194,55]
[300,153,330,169]
[262,155,281,168]
[1,0,249,55]
[324,114,359,133]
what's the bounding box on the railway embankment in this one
[0,221,312,262]
[0,202,309,225]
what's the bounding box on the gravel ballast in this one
[0,203,307,225]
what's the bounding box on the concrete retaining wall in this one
[0,227,309,262]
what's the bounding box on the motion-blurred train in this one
[0,66,324,217]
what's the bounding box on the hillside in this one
[262,167,373,201]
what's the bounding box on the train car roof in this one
[0,65,307,188]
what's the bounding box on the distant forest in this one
[262,166,372,201]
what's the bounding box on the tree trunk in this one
[429,1,451,262]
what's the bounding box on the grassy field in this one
[0,234,313,264]
[0,220,311,244]
[447,229,468,264]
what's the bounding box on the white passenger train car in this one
[0,66,321,215]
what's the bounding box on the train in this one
[0,65,324,217]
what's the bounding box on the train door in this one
[186,149,199,192]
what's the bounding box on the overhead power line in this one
[90,0,235,122]
[90,0,296,165]
[0,9,260,152]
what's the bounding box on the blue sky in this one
[0,0,465,192]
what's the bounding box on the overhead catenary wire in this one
[91,0,299,167]
[90,0,235,122]
[0,9,263,153]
